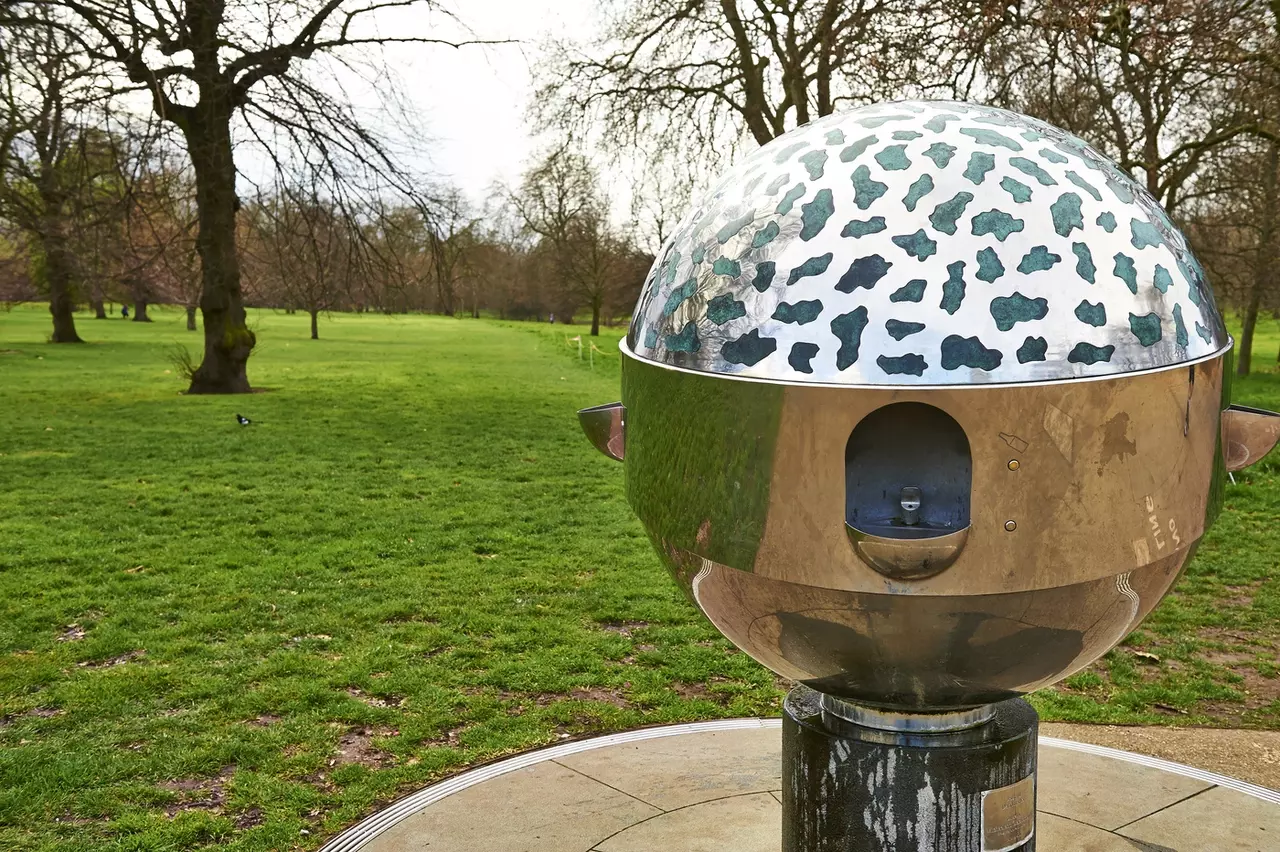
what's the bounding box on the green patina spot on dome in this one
[923,142,956,167]
[751,261,776,292]
[1018,246,1060,273]
[660,249,681,284]
[1000,177,1032,203]
[1068,342,1115,364]
[851,166,888,209]
[831,307,870,369]
[924,113,960,132]
[1097,212,1117,232]
[878,353,927,376]
[788,342,819,373]
[722,329,776,365]
[773,141,808,163]
[960,128,1022,151]
[886,319,926,340]
[800,149,829,180]
[1075,300,1106,327]
[942,334,1002,371]
[1129,312,1162,346]
[1153,265,1172,293]
[836,254,893,291]
[1173,304,1189,346]
[991,292,1048,331]
[787,253,833,286]
[1114,253,1138,293]
[972,209,1024,241]
[776,182,807,214]
[963,152,996,184]
[1066,172,1102,201]
[800,189,836,241]
[662,278,697,316]
[1196,322,1213,343]
[1130,218,1164,250]
[706,293,747,325]
[665,322,701,352]
[716,212,755,244]
[766,174,790,195]
[891,279,927,303]
[1039,148,1068,164]
[1017,336,1048,363]
[893,130,923,140]
[891,229,938,261]
[860,115,912,128]
[904,174,934,211]
[940,261,966,314]
[930,192,974,235]
[1010,157,1057,186]
[875,144,912,171]
[839,135,877,162]
[712,257,741,277]
[1072,243,1096,284]
[751,222,780,248]
[825,129,845,146]
[976,247,1005,282]
[772,300,823,325]
[841,217,887,238]
[1050,192,1084,237]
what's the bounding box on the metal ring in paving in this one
[317,718,1280,852]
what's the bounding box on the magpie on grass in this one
[235,414,252,426]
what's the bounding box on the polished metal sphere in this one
[581,101,1280,713]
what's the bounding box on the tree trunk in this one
[132,299,152,322]
[1239,297,1261,377]
[91,299,106,319]
[42,229,82,343]
[310,309,319,340]
[1239,141,1280,378]
[590,301,601,336]
[186,306,197,330]
[184,107,254,393]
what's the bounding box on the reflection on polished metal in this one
[577,401,625,462]
[846,523,968,580]
[1222,404,1280,472]
[576,100,1280,852]
[820,694,994,732]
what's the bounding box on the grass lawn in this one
[1,304,1278,851]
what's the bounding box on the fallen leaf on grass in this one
[1133,651,1161,663]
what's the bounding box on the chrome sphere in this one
[581,100,1279,712]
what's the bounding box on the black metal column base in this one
[782,686,1038,852]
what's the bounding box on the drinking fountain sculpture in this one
[578,101,1280,852]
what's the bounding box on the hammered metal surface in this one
[628,100,1228,385]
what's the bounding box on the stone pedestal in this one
[782,687,1038,852]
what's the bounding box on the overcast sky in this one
[373,0,602,207]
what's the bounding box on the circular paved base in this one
[320,719,1280,852]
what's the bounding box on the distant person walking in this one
[549,312,555,324]
[121,305,129,319]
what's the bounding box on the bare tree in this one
[0,6,112,342]
[510,147,645,335]
[27,0,488,391]
[243,182,361,339]
[426,189,478,317]
[534,0,984,163]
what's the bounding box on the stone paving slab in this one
[364,760,659,852]
[594,792,781,852]
[345,723,1279,852]
[1117,784,1278,851]
[557,727,781,810]
[1037,742,1212,830]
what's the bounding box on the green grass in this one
[0,304,1278,851]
